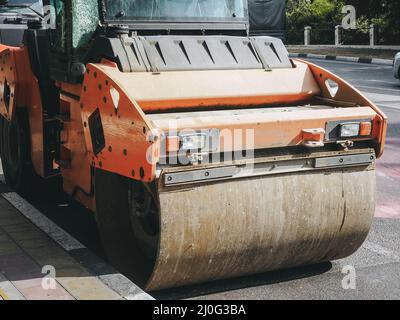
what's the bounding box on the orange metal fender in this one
[80,61,161,182]
[298,59,388,158]
[0,45,45,177]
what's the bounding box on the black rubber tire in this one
[94,169,159,289]
[0,110,37,194]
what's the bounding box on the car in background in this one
[394,52,400,80]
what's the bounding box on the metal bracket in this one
[336,140,355,151]
[164,166,238,186]
[302,128,325,148]
[314,153,375,168]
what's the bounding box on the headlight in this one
[340,123,360,138]
[164,129,220,153]
[326,120,372,141]
[180,133,208,151]
[340,121,372,138]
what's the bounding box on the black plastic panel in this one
[141,36,263,71]
[86,35,292,74]
[88,108,106,156]
[250,36,292,68]
[136,35,291,72]
[0,27,26,47]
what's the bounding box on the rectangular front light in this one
[181,134,208,151]
[340,123,360,138]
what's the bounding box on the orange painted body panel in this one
[149,106,377,152]
[58,89,94,210]
[57,81,81,97]
[139,93,314,111]
[300,59,387,157]
[77,61,321,182]
[0,48,387,207]
[0,46,45,176]
[79,63,160,183]
[98,62,321,112]
[75,60,386,188]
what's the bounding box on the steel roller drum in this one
[145,166,375,291]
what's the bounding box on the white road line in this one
[1,192,85,251]
[367,80,400,86]
[359,86,400,94]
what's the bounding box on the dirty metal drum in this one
[145,166,375,291]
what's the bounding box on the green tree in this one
[286,0,344,44]
[347,0,400,44]
[286,0,400,45]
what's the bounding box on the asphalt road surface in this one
[1,59,399,300]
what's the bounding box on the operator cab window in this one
[105,0,246,22]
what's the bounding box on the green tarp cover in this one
[72,0,99,49]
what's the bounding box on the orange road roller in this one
[0,0,387,291]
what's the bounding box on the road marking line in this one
[360,86,400,94]
[367,80,400,86]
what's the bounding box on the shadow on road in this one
[20,183,106,259]
[152,262,333,300]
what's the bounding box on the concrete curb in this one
[289,53,394,66]
[1,192,154,300]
